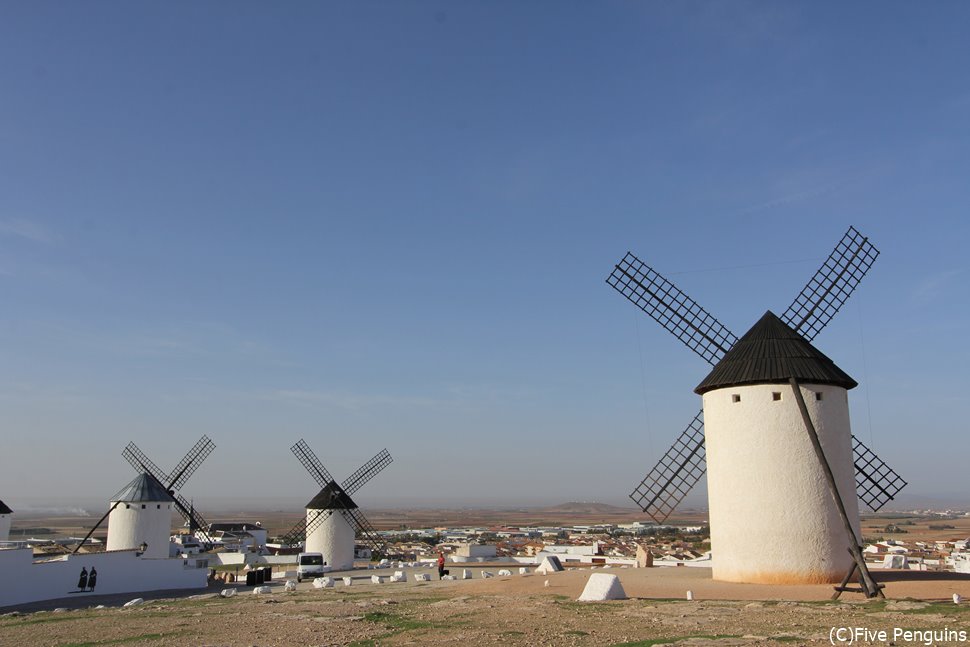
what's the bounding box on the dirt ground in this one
[3,566,970,647]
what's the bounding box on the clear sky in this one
[1,2,968,514]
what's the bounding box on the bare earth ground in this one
[3,567,970,647]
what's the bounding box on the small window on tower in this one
[772,392,782,401]
[157,504,161,509]
[125,504,130,509]
[815,392,823,401]
[141,504,146,509]
[732,394,741,403]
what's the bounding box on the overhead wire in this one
[856,297,876,447]
[633,308,653,459]
[668,256,820,276]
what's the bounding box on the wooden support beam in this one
[788,378,884,599]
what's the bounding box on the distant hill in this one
[539,502,637,514]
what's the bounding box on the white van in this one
[296,552,330,582]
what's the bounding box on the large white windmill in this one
[72,436,217,556]
[607,227,906,594]
[282,439,392,570]
[105,473,175,558]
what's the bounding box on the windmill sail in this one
[342,506,387,556]
[342,449,393,496]
[167,436,216,491]
[628,411,707,524]
[852,436,908,512]
[607,252,737,365]
[781,226,880,342]
[291,439,336,488]
[612,226,905,522]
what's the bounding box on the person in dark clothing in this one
[88,567,97,591]
[77,567,88,591]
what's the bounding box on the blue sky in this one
[1,2,968,513]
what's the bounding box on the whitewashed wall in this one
[0,548,207,609]
[0,513,10,542]
[306,510,355,570]
[106,501,174,559]
[703,382,861,584]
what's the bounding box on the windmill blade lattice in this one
[852,436,908,512]
[607,252,738,366]
[343,505,388,555]
[629,411,707,523]
[279,518,309,546]
[172,493,214,543]
[122,442,171,485]
[291,439,335,488]
[281,509,335,546]
[342,449,393,496]
[781,226,880,341]
[168,436,216,491]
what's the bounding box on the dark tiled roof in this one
[694,310,857,395]
[306,482,357,510]
[0,499,11,514]
[111,473,174,503]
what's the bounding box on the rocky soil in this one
[3,568,970,646]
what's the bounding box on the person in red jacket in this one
[437,551,446,579]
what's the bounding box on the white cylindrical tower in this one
[0,499,12,542]
[106,473,174,559]
[695,311,862,584]
[304,483,358,570]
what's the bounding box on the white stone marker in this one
[343,577,353,586]
[123,598,145,607]
[220,589,237,598]
[284,580,297,592]
[577,574,627,602]
[481,571,494,579]
[313,577,335,589]
[371,575,384,584]
[462,569,472,580]
[252,586,272,595]
[498,569,512,576]
[414,573,431,582]
[519,567,529,575]
[536,556,564,574]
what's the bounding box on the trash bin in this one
[245,570,256,586]
[262,567,272,582]
[255,569,264,585]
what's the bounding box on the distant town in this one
[8,507,970,574]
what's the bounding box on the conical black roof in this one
[695,311,857,395]
[306,482,357,510]
[0,499,11,514]
[111,473,174,503]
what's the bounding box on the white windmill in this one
[282,439,392,570]
[105,473,175,558]
[73,436,217,556]
[0,499,12,542]
[607,227,906,596]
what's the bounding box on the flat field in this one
[3,566,970,647]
